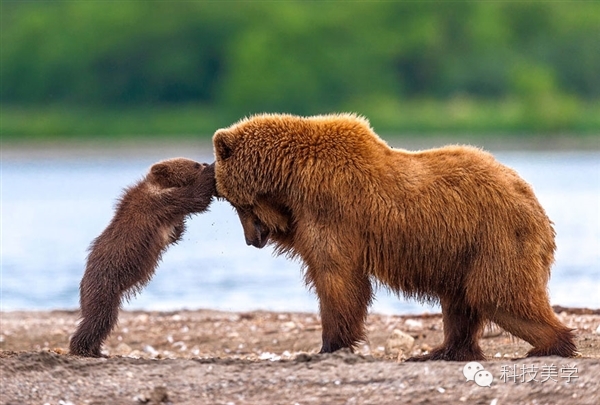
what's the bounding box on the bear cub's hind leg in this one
[69,290,120,357]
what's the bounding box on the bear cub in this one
[70,158,216,357]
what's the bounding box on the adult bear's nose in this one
[247,222,270,249]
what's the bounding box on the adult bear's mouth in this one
[235,206,271,249]
[248,220,270,248]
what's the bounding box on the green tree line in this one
[2,1,599,137]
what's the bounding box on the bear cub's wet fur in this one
[70,158,216,357]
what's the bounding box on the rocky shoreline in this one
[1,308,599,404]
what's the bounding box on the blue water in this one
[1,148,599,314]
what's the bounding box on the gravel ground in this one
[1,308,599,405]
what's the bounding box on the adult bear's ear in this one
[213,129,237,161]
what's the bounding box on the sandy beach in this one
[1,307,599,404]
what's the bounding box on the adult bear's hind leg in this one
[486,303,577,358]
[308,266,373,354]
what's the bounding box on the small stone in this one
[114,343,132,356]
[133,394,148,403]
[282,321,296,331]
[294,353,312,363]
[259,351,280,361]
[404,319,423,331]
[396,351,406,362]
[128,350,143,359]
[150,386,169,403]
[172,341,187,351]
[420,343,432,352]
[144,345,159,357]
[385,329,415,356]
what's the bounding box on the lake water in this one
[2,146,599,314]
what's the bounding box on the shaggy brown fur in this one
[213,113,577,361]
[69,159,216,357]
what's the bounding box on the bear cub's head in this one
[148,158,215,190]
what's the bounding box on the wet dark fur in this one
[69,159,216,357]
[213,113,577,361]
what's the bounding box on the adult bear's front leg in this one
[307,265,373,353]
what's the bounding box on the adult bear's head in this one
[212,114,301,249]
[213,113,379,249]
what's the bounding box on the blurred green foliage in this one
[2,1,599,139]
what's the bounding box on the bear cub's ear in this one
[202,161,216,176]
[213,129,237,161]
[149,162,182,188]
[150,162,172,182]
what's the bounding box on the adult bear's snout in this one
[247,222,270,249]
[236,206,270,249]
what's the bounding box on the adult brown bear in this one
[213,113,577,361]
